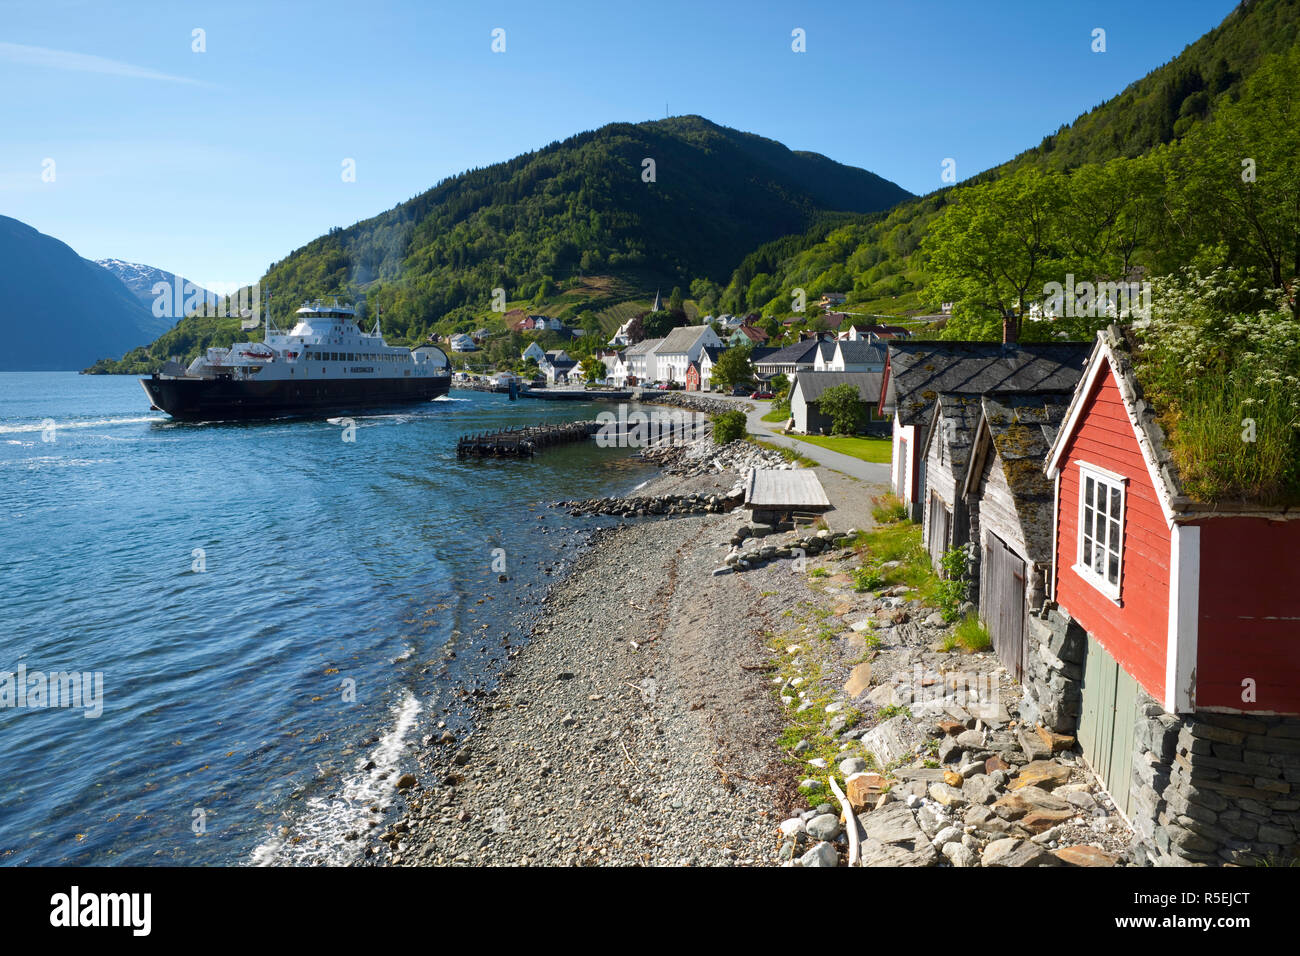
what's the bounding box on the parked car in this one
[730,384,751,396]
[749,389,774,399]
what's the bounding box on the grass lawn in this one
[760,407,790,423]
[789,433,892,464]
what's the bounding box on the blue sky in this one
[1,0,1236,289]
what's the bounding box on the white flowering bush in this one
[1131,267,1299,503]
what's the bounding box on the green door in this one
[1077,635,1137,820]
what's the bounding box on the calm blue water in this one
[0,373,654,865]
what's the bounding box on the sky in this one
[0,0,1238,290]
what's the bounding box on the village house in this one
[538,350,577,384]
[623,336,664,384]
[840,323,911,341]
[448,332,478,352]
[818,292,847,308]
[879,341,1092,521]
[787,371,887,436]
[918,392,984,570]
[814,337,887,373]
[958,391,1072,679]
[1022,325,1300,866]
[599,350,627,386]
[696,345,726,391]
[654,324,724,385]
[752,339,828,379]
[521,341,549,364]
[729,324,769,347]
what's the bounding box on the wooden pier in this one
[456,421,599,459]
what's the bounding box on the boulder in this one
[1010,760,1072,791]
[928,782,968,808]
[1053,845,1119,867]
[845,772,888,812]
[981,837,1062,868]
[859,715,913,769]
[859,801,926,846]
[844,662,873,699]
[799,841,839,868]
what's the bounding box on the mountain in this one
[711,0,1300,320]
[95,258,217,312]
[0,216,171,371]
[257,115,912,342]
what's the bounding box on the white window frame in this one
[1073,461,1127,603]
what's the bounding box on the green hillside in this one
[713,0,1300,324]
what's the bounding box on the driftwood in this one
[828,776,860,867]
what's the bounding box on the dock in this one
[456,421,599,459]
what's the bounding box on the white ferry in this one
[141,300,451,421]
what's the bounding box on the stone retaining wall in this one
[1019,605,1300,866]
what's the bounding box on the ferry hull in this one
[141,374,451,421]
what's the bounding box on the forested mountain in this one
[712,0,1300,321]
[257,115,911,341]
[0,216,169,371]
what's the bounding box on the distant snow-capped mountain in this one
[94,258,217,311]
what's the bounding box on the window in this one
[1075,462,1126,600]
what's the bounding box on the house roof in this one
[962,392,1072,562]
[921,393,985,477]
[659,324,715,354]
[883,340,1092,427]
[792,370,885,405]
[701,345,726,363]
[624,337,665,356]
[756,340,822,367]
[836,339,888,366]
[734,324,768,344]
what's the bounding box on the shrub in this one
[712,409,747,444]
[870,494,908,524]
[818,383,867,435]
[954,614,991,651]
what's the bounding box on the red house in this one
[1037,326,1300,865]
[685,361,701,392]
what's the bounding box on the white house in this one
[655,325,724,385]
[522,342,548,363]
[449,333,477,352]
[697,346,726,391]
[600,351,628,386]
[822,338,887,373]
[624,337,665,384]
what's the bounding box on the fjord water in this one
[0,373,653,865]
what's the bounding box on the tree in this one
[818,383,866,435]
[668,286,684,313]
[712,410,747,444]
[710,344,754,389]
[576,355,603,383]
[925,166,1067,342]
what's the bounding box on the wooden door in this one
[1077,636,1138,819]
[897,437,909,499]
[982,533,1026,681]
[928,491,951,568]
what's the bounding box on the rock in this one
[963,775,1000,806]
[799,778,823,792]
[846,772,888,812]
[799,842,839,868]
[844,662,873,699]
[858,837,940,867]
[932,825,963,847]
[1064,790,1098,811]
[942,842,978,867]
[779,818,806,837]
[1022,807,1077,833]
[981,837,1062,868]
[937,718,965,736]
[956,729,985,750]
[1053,845,1119,867]
[806,813,843,841]
[839,757,868,777]
[916,802,949,839]
[859,715,913,769]
[929,782,968,807]
[808,758,828,769]
[984,755,1011,774]
[1035,725,1077,754]
[938,736,963,765]
[943,770,964,787]
[711,567,733,576]
[866,684,898,708]
[859,802,926,845]
[395,773,418,790]
[1010,760,1072,791]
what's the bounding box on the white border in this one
[1165,523,1200,713]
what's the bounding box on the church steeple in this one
[651,289,662,312]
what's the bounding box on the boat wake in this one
[0,415,162,434]
[248,690,422,867]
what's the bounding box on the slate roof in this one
[658,325,715,354]
[964,391,1072,562]
[701,345,726,364]
[748,346,780,363]
[624,337,665,356]
[922,393,985,480]
[836,339,888,367]
[793,371,885,404]
[756,340,822,367]
[883,341,1092,426]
